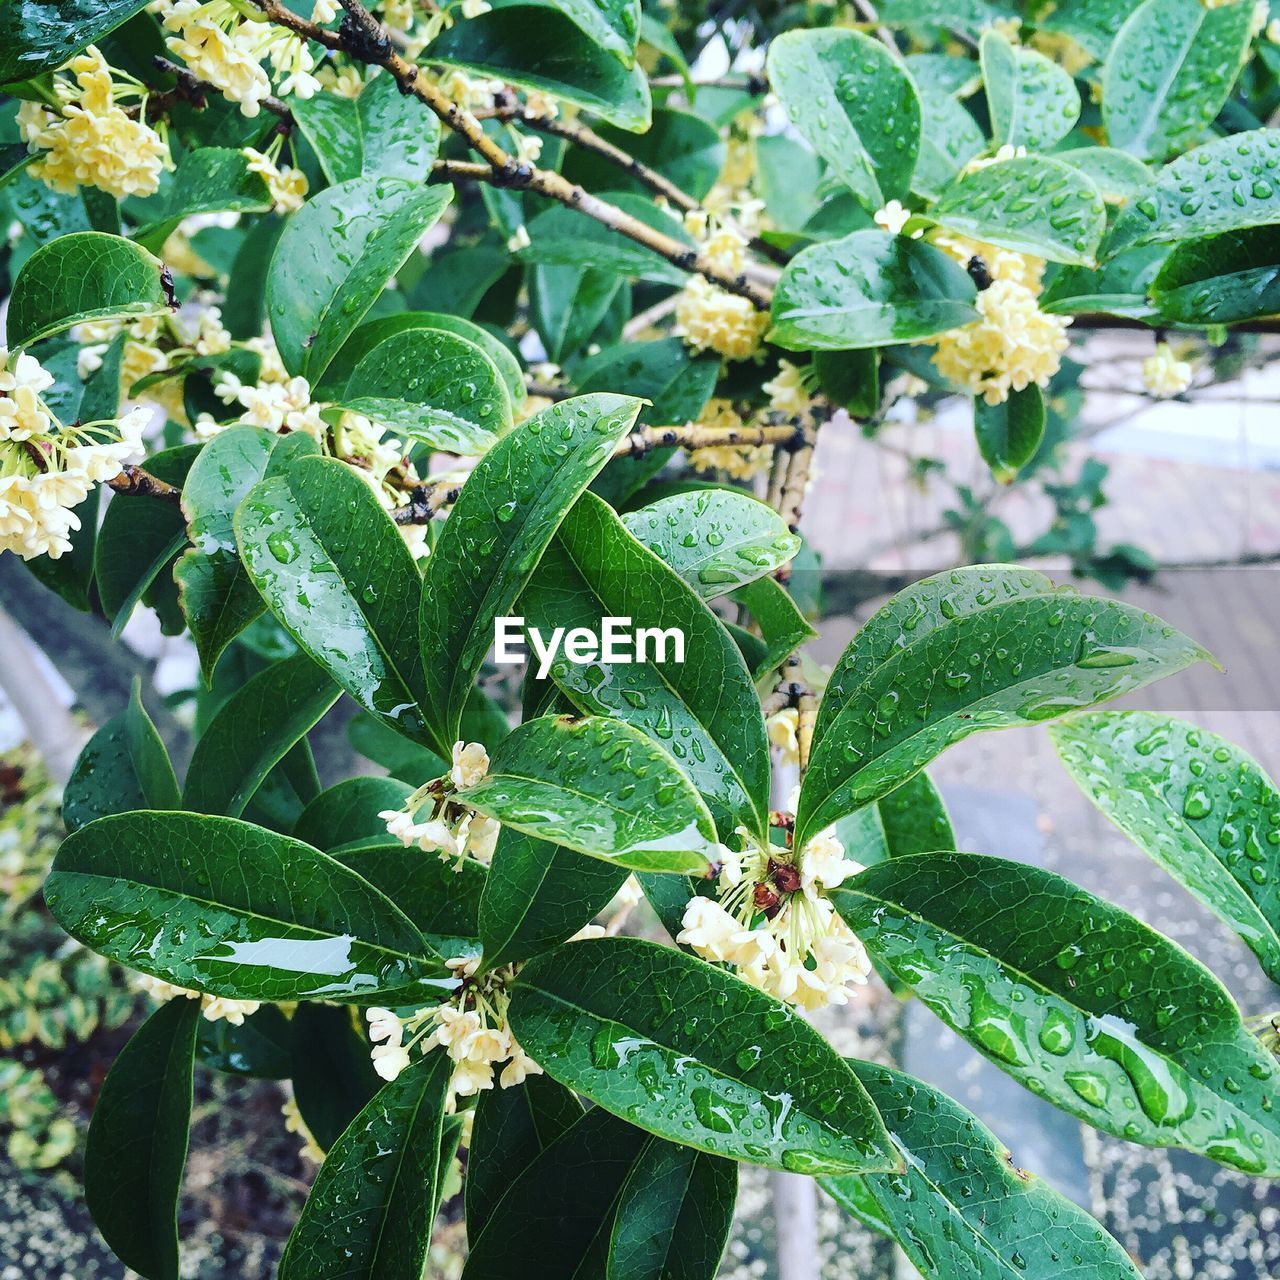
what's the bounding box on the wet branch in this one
[614,422,805,458]
[108,465,183,504]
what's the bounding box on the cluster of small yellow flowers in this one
[159,0,320,116]
[18,47,171,199]
[1142,341,1193,398]
[677,826,870,1010]
[281,1096,325,1163]
[316,61,365,97]
[379,741,501,863]
[762,359,816,417]
[963,142,1028,175]
[767,706,800,765]
[873,200,921,238]
[990,15,1021,40]
[686,397,772,480]
[435,70,506,111]
[673,219,768,361]
[925,231,1071,405]
[135,973,261,1024]
[1028,30,1093,75]
[1,349,151,561]
[364,956,540,1108]
[242,143,308,213]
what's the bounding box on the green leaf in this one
[933,157,1107,267]
[175,427,319,682]
[0,0,150,81]
[183,653,339,818]
[290,1003,383,1153]
[821,1062,1144,1280]
[291,73,442,185]
[1150,226,1280,325]
[731,575,818,682]
[1054,147,1153,204]
[133,147,272,249]
[293,777,414,851]
[197,1004,293,1078]
[813,348,880,418]
[64,681,180,832]
[457,714,716,874]
[266,177,451,383]
[578,337,718,429]
[609,1138,737,1280]
[280,1053,453,1280]
[1106,130,1280,258]
[562,109,724,201]
[550,0,639,64]
[479,826,628,970]
[834,852,1280,1176]
[769,229,978,351]
[430,0,652,131]
[837,772,957,868]
[84,998,197,1280]
[462,1106,651,1278]
[975,384,1045,483]
[913,87,986,201]
[521,192,695,284]
[905,52,982,97]
[465,1076,584,1240]
[766,29,920,208]
[509,936,898,1174]
[1040,243,1166,318]
[981,28,1080,152]
[1037,0,1132,60]
[622,490,800,599]
[6,231,167,348]
[45,811,447,1002]
[797,588,1210,850]
[1052,711,1280,984]
[1103,0,1252,163]
[236,455,432,744]
[877,0,1015,35]
[522,490,770,841]
[419,393,641,753]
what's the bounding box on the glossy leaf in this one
[236,455,432,744]
[522,490,770,841]
[913,86,986,201]
[290,1003,384,1153]
[45,811,447,1002]
[419,393,641,752]
[797,589,1209,849]
[479,826,628,971]
[175,426,319,682]
[266,177,451,383]
[7,231,168,348]
[577,337,718,428]
[821,1062,1144,1280]
[291,73,441,184]
[837,771,957,868]
[1103,0,1252,163]
[84,998,198,1280]
[981,28,1080,152]
[457,714,716,874]
[133,147,272,248]
[0,0,150,81]
[1106,130,1280,257]
[64,681,179,832]
[1053,711,1280,984]
[293,776,414,851]
[183,653,339,818]
[1040,243,1167,318]
[622,490,800,599]
[196,1004,293,1079]
[934,157,1107,267]
[508,936,897,1174]
[767,29,921,207]
[1151,225,1280,325]
[544,0,639,64]
[769,229,978,351]
[1037,0,1133,59]
[731,575,818,682]
[975,384,1046,483]
[1055,146,1154,203]
[280,1052,453,1280]
[836,852,1280,1175]
[562,109,724,201]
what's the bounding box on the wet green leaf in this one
[293,777,414,851]
[291,73,441,185]
[821,1061,1144,1280]
[183,653,339,818]
[877,0,1015,37]
[197,1004,293,1079]
[913,86,986,201]
[1103,0,1252,163]
[975,384,1046,483]
[1040,243,1166,318]
[1053,711,1280,984]
[797,586,1209,849]
[457,714,716,874]
[133,147,272,249]
[64,680,180,832]
[522,490,770,841]
[1150,225,1280,325]
[562,109,724,200]
[290,1003,383,1153]
[0,0,149,80]
[731,576,817,684]
[175,427,320,683]
[1054,147,1153,204]
[236,455,433,745]
[266,176,451,383]
[769,229,977,351]
[981,28,1080,152]
[837,772,957,868]
[1036,0,1131,59]
[934,157,1107,267]
[280,1052,453,1280]
[834,852,1280,1175]
[508,936,898,1174]
[84,999,198,1280]
[7,231,168,348]
[45,811,447,1002]
[544,0,639,64]
[767,29,920,208]
[419,393,641,753]
[479,826,628,971]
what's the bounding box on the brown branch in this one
[108,465,183,504]
[614,423,804,458]
[776,425,817,534]
[152,55,292,119]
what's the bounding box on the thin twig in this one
[108,465,183,504]
[776,425,817,533]
[615,423,804,458]
[649,73,769,93]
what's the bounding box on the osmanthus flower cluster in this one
[134,974,261,1025]
[379,741,500,862]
